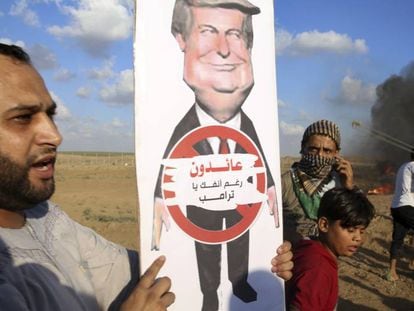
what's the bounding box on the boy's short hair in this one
[318,188,375,228]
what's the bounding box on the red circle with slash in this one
[162,125,266,244]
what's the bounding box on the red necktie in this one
[219,138,230,154]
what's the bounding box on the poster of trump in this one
[134,0,284,310]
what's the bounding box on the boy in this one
[285,188,375,311]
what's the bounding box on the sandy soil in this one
[51,155,414,310]
[52,160,140,251]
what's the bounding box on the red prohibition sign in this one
[162,125,266,244]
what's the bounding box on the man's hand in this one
[120,256,175,311]
[152,199,171,250]
[271,241,293,281]
[335,156,354,190]
[267,186,280,228]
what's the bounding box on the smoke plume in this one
[369,61,414,166]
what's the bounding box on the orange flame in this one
[367,183,394,195]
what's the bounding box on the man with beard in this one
[0,43,292,310]
[282,120,355,245]
[0,43,175,311]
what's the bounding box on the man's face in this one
[0,55,62,210]
[302,135,339,159]
[176,7,254,122]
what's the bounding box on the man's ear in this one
[175,34,186,52]
[318,217,329,233]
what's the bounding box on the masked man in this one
[282,120,355,245]
[0,43,175,311]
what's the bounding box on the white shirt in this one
[391,161,414,208]
[195,103,241,154]
[0,201,134,311]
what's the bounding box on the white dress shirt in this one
[195,103,241,154]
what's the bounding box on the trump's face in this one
[176,6,254,122]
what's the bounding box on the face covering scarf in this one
[297,154,336,179]
[290,154,336,220]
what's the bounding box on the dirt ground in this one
[52,155,414,310]
[52,157,140,251]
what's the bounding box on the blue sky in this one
[0,0,135,152]
[1,1,413,155]
[275,0,414,155]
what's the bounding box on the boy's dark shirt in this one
[285,239,338,311]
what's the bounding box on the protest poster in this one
[135,1,284,309]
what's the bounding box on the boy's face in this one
[319,218,366,257]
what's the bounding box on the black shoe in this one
[201,291,218,311]
[232,282,257,303]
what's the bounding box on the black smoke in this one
[369,61,414,166]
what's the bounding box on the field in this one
[51,154,414,310]
[52,153,139,250]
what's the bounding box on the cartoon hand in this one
[267,186,280,228]
[151,198,171,251]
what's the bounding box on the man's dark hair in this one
[318,188,375,228]
[0,43,31,64]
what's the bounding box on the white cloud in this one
[58,116,133,152]
[47,0,133,57]
[298,110,313,121]
[29,44,58,70]
[111,117,125,128]
[50,91,72,121]
[76,86,92,98]
[120,0,135,11]
[278,99,288,108]
[88,59,114,80]
[99,69,133,105]
[279,121,305,136]
[9,0,40,27]
[53,68,76,81]
[0,38,25,48]
[276,29,368,56]
[330,75,376,105]
[275,29,293,55]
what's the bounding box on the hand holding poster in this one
[135,1,284,310]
